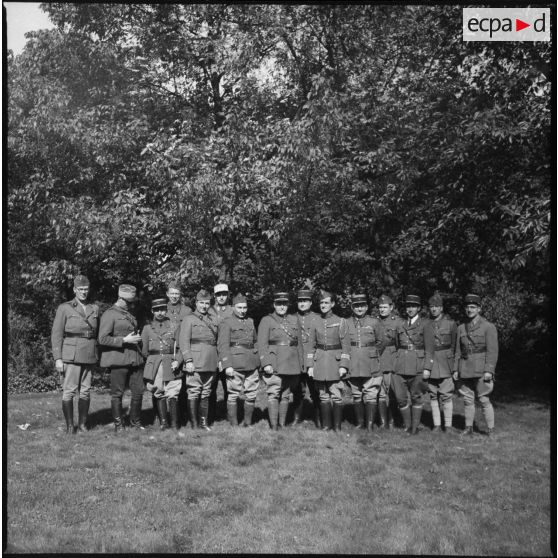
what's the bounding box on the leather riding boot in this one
[400,405,412,432]
[77,399,90,432]
[410,405,422,435]
[187,397,199,429]
[111,399,123,433]
[130,398,144,430]
[168,398,179,430]
[378,400,389,429]
[157,398,169,430]
[278,399,289,427]
[199,398,212,431]
[152,394,160,426]
[268,399,279,430]
[62,400,75,434]
[364,402,374,431]
[243,401,255,427]
[320,402,332,431]
[292,394,304,425]
[333,403,343,432]
[313,404,322,429]
[353,401,365,429]
[227,401,238,427]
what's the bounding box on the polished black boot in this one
[278,399,289,428]
[62,400,75,434]
[77,399,90,432]
[353,401,365,429]
[333,403,343,432]
[268,399,279,430]
[378,400,389,429]
[157,398,169,430]
[227,401,238,427]
[199,398,212,431]
[187,397,199,429]
[130,398,144,430]
[364,402,373,431]
[320,402,332,431]
[152,394,160,426]
[313,404,322,429]
[243,401,255,427]
[111,399,123,433]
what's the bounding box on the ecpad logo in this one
[463,8,550,42]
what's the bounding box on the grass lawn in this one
[5,380,553,554]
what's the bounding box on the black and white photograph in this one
[5,2,552,554]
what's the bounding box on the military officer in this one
[98,284,145,432]
[377,294,404,428]
[180,289,219,431]
[258,292,304,430]
[346,294,385,430]
[392,294,435,434]
[453,294,498,436]
[208,283,234,421]
[141,298,183,432]
[166,281,192,328]
[306,290,351,432]
[217,294,260,427]
[292,289,321,427]
[426,294,457,432]
[51,275,99,434]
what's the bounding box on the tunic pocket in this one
[61,338,77,361]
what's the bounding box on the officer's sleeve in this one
[339,318,351,369]
[252,319,259,362]
[374,320,386,355]
[450,320,457,352]
[422,320,435,371]
[453,325,463,373]
[179,317,194,363]
[306,323,317,368]
[484,322,499,375]
[172,324,183,365]
[218,319,233,369]
[257,317,272,369]
[98,311,124,348]
[51,305,67,361]
[297,321,304,371]
[140,326,150,359]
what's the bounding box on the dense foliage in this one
[7,4,551,389]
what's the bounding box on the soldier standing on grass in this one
[392,294,435,435]
[98,284,145,432]
[346,294,385,431]
[258,291,304,430]
[51,275,99,434]
[306,290,351,432]
[453,294,498,437]
[426,294,457,433]
[377,295,404,429]
[218,294,260,427]
[180,289,219,432]
[292,289,321,428]
[141,298,183,433]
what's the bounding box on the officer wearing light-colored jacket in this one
[217,294,260,427]
[453,293,498,436]
[258,291,304,430]
[51,274,99,434]
[306,290,351,432]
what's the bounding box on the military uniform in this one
[426,294,457,431]
[454,294,498,435]
[51,275,98,433]
[98,285,145,431]
[258,293,304,429]
[141,299,183,431]
[346,299,385,430]
[392,294,435,433]
[167,301,192,329]
[218,294,260,426]
[180,291,219,430]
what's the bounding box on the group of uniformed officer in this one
[51,276,499,437]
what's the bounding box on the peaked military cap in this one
[118,284,137,301]
[464,293,481,306]
[167,281,181,291]
[404,294,421,306]
[233,293,247,305]
[351,294,368,305]
[273,291,289,303]
[378,294,393,305]
[214,283,229,294]
[319,290,333,301]
[151,298,167,309]
[74,275,90,287]
[428,294,443,307]
[297,289,313,300]
[196,289,212,301]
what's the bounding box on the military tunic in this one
[167,302,192,329]
[429,315,457,379]
[377,314,403,373]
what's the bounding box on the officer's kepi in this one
[351,294,367,305]
[151,298,167,310]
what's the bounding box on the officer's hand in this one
[171,360,179,371]
[225,367,235,377]
[483,372,493,383]
[422,370,431,381]
[123,332,141,344]
[452,371,459,381]
[185,362,195,374]
[218,361,223,373]
[55,359,64,373]
[307,367,314,378]
[339,367,348,378]
[263,365,273,375]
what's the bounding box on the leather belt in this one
[434,344,452,351]
[148,350,174,355]
[350,342,376,348]
[191,339,217,346]
[399,343,424,350]
[64,332,96,339]
[316,343,342,351]
[230,342,254,349]
[383,341,396,347]
[468,347,487,354]
[268,340,298,347]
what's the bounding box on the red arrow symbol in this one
[516,18,530,31]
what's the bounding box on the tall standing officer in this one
[346,294,385,430]
[98,284,145,432]
[218,294,260,427]
[377,294,404,428]
[166,281,192,328]
[453,294,498,436]
[306,290,351,432]
[258,292,304,430]
[180,289,219,431]
[392,294,435,434]
[51,275,99,434]
[426,294,457,432]
[293,289,321,427]
[141,298,183,432]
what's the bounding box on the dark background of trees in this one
[7,4,551,392]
